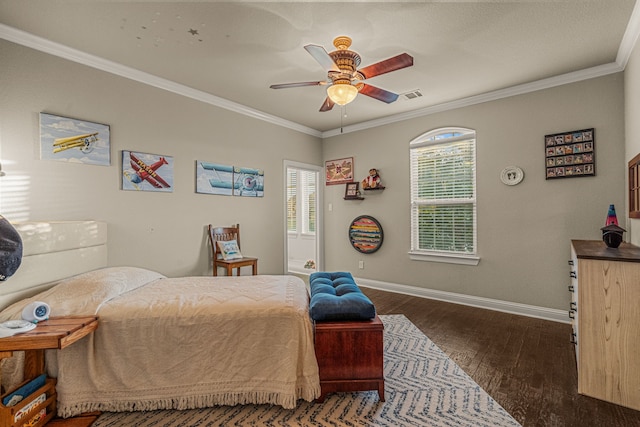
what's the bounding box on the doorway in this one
[284,161,323,275]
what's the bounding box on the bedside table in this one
[0,316,98,379]
[0,316,98,427]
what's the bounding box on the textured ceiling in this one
[0,1,636,133]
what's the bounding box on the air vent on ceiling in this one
[401,90,423,100]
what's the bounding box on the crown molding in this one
[2,4,638,142]
[617,0,640,68]
[321,62,624,138]
[0,23,322,139]
[323,0,640,138]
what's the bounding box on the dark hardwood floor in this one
[361,287,640,427]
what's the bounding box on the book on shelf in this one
[14,392,46,426]
[2,374,46,407]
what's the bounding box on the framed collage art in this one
[545,128,595,179]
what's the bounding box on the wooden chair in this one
[208,224,258,276]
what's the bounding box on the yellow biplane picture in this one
[52,132,98,154]
[40,113,110,165]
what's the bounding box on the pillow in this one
[217,240,243,260]
[0,267,167,321]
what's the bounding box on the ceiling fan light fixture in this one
[271,36,413,112]
[327,82,358,106]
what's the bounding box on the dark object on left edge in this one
[0,216,22,280]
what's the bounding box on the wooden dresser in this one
[313,315,384,402]
[569,240,640,410]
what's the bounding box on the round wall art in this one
[500,166,524,186]
[349,215,384,254]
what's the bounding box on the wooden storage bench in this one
[314,315,384,402]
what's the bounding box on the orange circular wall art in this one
[348,215,384,254]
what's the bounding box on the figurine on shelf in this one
[362,168,383,190]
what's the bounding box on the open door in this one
[284,161,323,276]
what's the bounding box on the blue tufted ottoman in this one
[309,272,384,402]
[309,272,376,321]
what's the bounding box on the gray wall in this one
[1,39,628,312]
[0,40,323,277]
[322,74,625,310]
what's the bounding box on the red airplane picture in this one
[126,152,171,190]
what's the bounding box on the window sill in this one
[409,251,480,266]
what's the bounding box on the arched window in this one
[409,127,479,265]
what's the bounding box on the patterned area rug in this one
[92,314,521,427]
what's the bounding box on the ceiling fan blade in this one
[359,84,399,104]
[304,44,340,72]
[319,97,335,112]
[358,53,413,79]
[270,81,326,89]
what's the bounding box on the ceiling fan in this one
[270,36,413,112]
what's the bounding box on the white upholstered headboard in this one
[0,221,107,310]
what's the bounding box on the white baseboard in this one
[355,276,570,324]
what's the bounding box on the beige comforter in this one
[0,267,320,417]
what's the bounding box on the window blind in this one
[286,170,297,232]
[288,169,317,235]
[301,171,316,234]
[410,131,476,255]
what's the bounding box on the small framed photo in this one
[344,182,360,199]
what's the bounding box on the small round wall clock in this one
[349,215,384,254]
[500,166,524,186]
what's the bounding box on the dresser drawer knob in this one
[570,332,577,345]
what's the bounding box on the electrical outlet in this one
[358,260,364,269]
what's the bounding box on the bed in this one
[0,221,320,418]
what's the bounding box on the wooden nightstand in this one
[0,316,98,427]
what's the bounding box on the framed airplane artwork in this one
[39,112,110,165]
[122,150,174,192]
